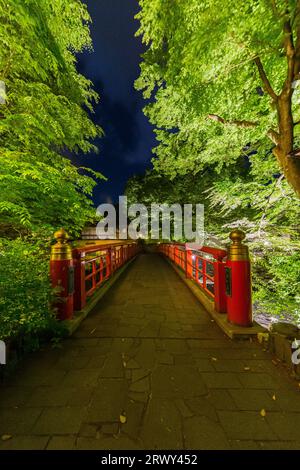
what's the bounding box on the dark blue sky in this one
[75,0,156,205]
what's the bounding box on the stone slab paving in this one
[1,253,300,450]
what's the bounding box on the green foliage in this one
[253,249,300,323]
[0,1,104,350]
[135,0,300,179]
[126,167,300,322]
[0,238,65,343]
[0,0,104,237]
[133,0,300,323]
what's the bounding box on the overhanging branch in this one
[283,17,295,86]
[207,114,258,128]
[269,0,281,18]
[254,57,278,101]
[267,128,280,145]
[207,114,280,146]
[294,5,300,79]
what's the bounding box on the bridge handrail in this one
[50,230,141,320]
[158,243,224,304]
[50,230,252,328]
[159,242,227,261]
[72,241,140,312]
[72,240,138,256]
[158,232,253,327]
[192,246,227,261]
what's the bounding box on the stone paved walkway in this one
[1,254,300,450]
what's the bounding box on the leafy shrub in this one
[252,247,300,325]
[0,238,64,348]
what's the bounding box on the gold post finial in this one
[51,229,72,260]
[54,228,69,244]
[227,229,249,261]
[229,229,246,244]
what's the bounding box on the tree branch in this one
[267,128,280,144]
[254,57,278,101]
[283,17,295,86]
[269,0,281,18]
[293,2,300,79]
[207,114,258,128]
[208,114,280,145]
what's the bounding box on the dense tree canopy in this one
[129,0,300,322]
[136,0,300,197]
[0,0,103,344]
[0,0,103,237]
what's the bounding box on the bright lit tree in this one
[133,0,300,322]
[0,0,104,236]
[136,0,300,197]
[0,0,104,344]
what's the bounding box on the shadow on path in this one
[1,254,300,450]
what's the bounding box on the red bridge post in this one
[213,260,227,313]
[185,248,194,280]
[225,230,252,327]
[50,229,74,320]
[73,249,86,312]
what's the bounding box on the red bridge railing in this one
[158,230,252,327]
[50,229,141,321]
[158,243,227,312]
[50,229,252,328]
[72,242,140,313]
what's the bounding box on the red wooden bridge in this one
[1,230,300,450]
[50,229,253,334]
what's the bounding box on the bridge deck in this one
[1,254,300,450]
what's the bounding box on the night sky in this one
[75,0,156,205]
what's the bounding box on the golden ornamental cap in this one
[227,229,249,261]
[51,228,72,261]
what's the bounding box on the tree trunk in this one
[273,145,300,197]
[273,93,300,197]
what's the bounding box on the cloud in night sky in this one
[74,0,156,205]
